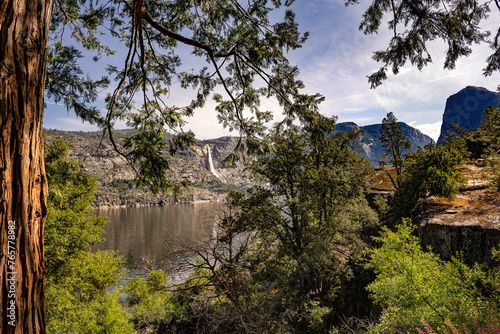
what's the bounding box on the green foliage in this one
[445,105,500,160]
[44,138,133,333]
[442,105,500,197]
[122,270,179,332]
[108,179,136,192]
[494,161,500,193]
[53,251,126,300]
[45,138,109,276]
[46,251,132,334]
[46,287,133,334]
[372,194,389,218]
[232,116,379,331]
[379,112,411,188]
[366,221,498,333]
[479,106,500,194]
[122,267,237,333]
[391,144,466,215]
[122,130,176,194]
[46,41,109,125]
[480,105,500,155]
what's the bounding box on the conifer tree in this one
[379,112,411,189]
[345,0,500,88]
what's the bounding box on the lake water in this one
[95,202,218,282]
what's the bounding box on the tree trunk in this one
[0,0,53,332]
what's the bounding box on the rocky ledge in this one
[416,161,500,266]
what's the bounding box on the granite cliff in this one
[416,161,500,266]
[45,130,251,207]
[437,86,500,145]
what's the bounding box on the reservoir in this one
[95,202,217,281]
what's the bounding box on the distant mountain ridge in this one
[336,121,435,165]
[45,120,434,205]
[437,86,500,145]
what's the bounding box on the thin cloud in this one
[413,121,443,142]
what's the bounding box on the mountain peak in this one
[336,121,434,165]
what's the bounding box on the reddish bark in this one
[0,0,53,332]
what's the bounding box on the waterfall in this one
[206,145,221,179]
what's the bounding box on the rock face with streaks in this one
[44,130,250,207]
[437,86,500,145]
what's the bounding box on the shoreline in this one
[91,195,226,210]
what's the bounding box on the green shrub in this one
[46,252,133,334]
[366,221,498,333]
[45,139,134,333]
[122,270,181,332]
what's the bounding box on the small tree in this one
[474,105,500,156]
[391,144,466,215]
[379,112,411,189]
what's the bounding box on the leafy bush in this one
[122,270,178,332]
[366,221,498,333]
[46,252,132,334]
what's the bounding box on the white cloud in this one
[413,121,443,142]
[337,116,376,124]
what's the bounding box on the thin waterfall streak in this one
[206,145,221,179]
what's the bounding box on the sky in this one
[43,0,500,142]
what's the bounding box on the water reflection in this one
[95,202,217,280]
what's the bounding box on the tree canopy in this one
[44,139,132,333]
[345,0,500,88]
